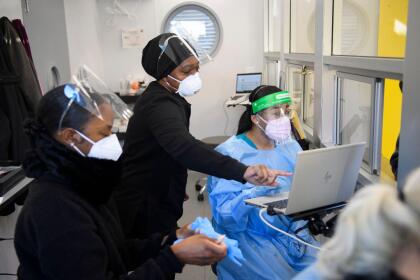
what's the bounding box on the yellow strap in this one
[290,110,306,139]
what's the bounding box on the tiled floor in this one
[175,171,217,280]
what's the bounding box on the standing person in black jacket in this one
[114,33,291,239]
[14,83,227,280]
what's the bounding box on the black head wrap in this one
[141,33,196,80]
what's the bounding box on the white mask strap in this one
[255,114,267,133]
[256,114,268,124]
[165,80,179,92]
[70,142,86,157]
[75,130,95,145]
[168,75,181,83]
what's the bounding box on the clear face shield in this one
[252,91,294,145]
[156,30,211,75]
[257,104,291,121]
[58,65,133,132]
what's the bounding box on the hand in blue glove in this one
[176,217,245,266]
[171,234,227,266]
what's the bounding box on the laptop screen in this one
[236,73,262,94]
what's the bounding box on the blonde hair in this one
[316,184,420,279]
[403,167,420,214]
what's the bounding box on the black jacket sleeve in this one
[28,199,182,280]
[126,247,182,280]
[146,96,247,182]
[124,232,179,271]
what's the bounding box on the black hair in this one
[236,85,284,135]
[24,84,107,139]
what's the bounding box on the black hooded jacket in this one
[114,82,248,239]
[14,125,183,280]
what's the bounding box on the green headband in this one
[252,91,292,114]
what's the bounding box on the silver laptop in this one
[245,143,366,216]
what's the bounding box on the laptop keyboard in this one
[264,199,289,209]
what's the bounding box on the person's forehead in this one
[179,56,199,68]
[86,114,112,131]
[98,103,114,124]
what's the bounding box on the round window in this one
[163,4,221,62]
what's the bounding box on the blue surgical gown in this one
[207,134,318,280]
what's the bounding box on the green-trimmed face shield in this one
[251,91,292,119]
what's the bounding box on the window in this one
[163,4,221,62]
[290,0,316,54]
[303,69,315,128]
[333,0,408,57]
[264,58,281,87]
[286,64,315,130]
[278,0,410,185]
[287,65,304,117]
[335,73,383,174]
[267,0,281,52]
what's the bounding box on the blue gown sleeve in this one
[208,139,297,234]
[209,177,254,233]
[208,176,288,233]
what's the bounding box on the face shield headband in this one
[251,91,292,114]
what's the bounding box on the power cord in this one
[259,208,323,251]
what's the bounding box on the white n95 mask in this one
[72,131,123,161]
[168,72,202,97]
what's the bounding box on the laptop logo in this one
[324,171,333,184]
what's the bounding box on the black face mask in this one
[24,128,122,205]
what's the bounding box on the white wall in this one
[0,0,22,20]
[64,0,104,77]
[22,0,72,92]
[96,0,264,138]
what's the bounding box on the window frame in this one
[285,63,316,139]
[302,67,315,131]
[286,63,304,116]
[334,72,384,175]
[161,3,223,63]
[264,56,282,87]
[263,0,413,185]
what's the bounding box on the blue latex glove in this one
[175,217,245,266]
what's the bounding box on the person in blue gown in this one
[207,85,318,280]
